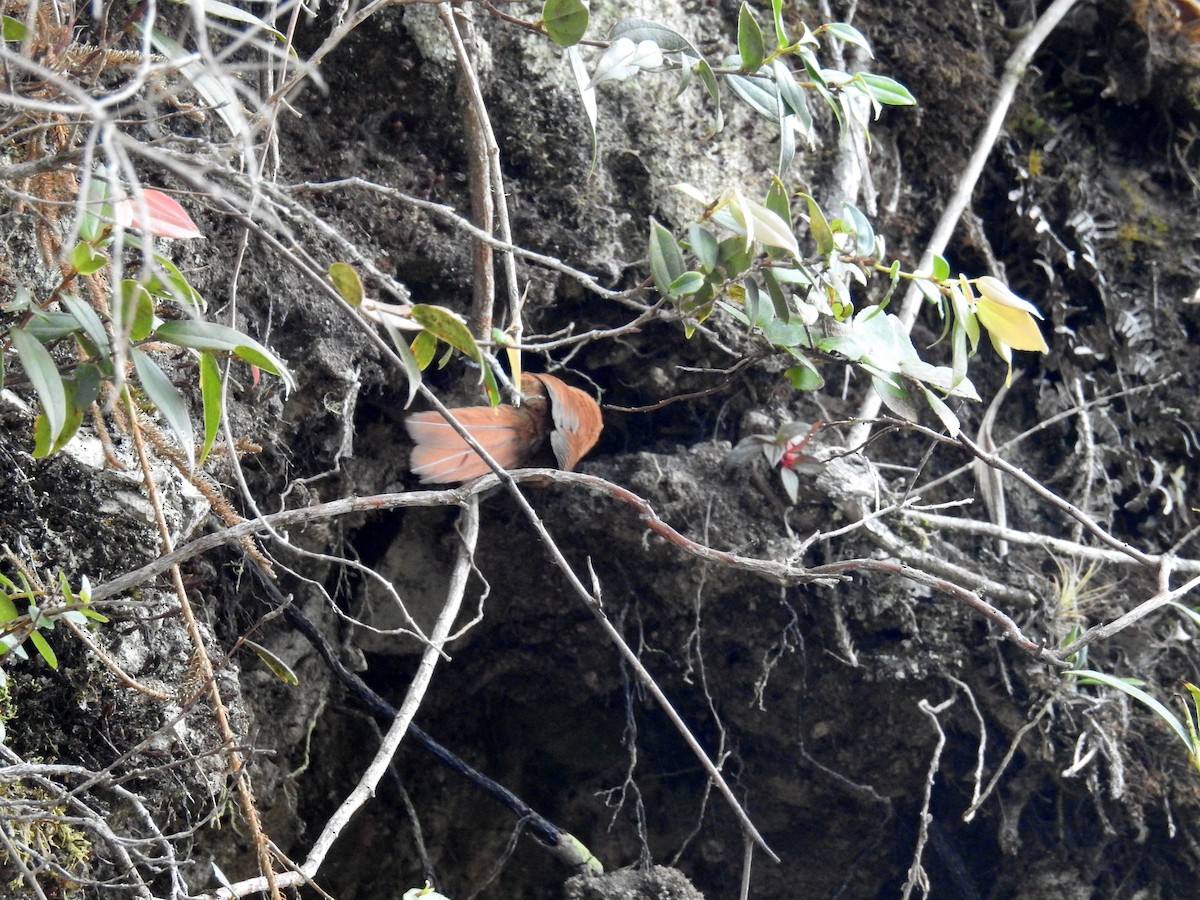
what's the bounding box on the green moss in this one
[0,780,93,892]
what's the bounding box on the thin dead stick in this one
[889,419,1157,568]
[285,178,638,304]
[900,694,956,900]
[915,376,1176,496]
[962,689,1059,823]
[440,2,498,337]
[88,467,1051,662]
[897,511,1200,574]
[121,390,280,900]
[207,497,481,899]
[848,0,1084,446]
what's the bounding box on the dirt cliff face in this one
[2,1,1199,898]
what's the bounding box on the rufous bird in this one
[405,373,603,484]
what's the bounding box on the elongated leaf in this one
[186,0,286,41]
[115,189,202,239]
[872,374,921,421]
[688,223,719,271]
[1069,669,1194,752]
[566,45,599,176]
[737,2,765,71]
[380,317,423,408]
[800,194,834,255]
[145,27,245,137]
[725,70,780,120]
[119,280,155,341]
[131,347,195,469]
[841,203,875,257]
[35,378,85,456]
[245,638,300,685]
[648,218,686,296]
[11,327,67,447]
[918,384,960,437]
[543,0,589,47]
[409,305,483,364]
[770,0,787,47]
[148,253,205,309]
[28,629,58,669]
[825,22,873,56]
[198,352,223,465]
[59,293,110,362]
[669,271,705,296]
[785,359,824,391]
[153,320,294,389]
[773,59,814,146]
[855,72,916,106]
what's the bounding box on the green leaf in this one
[668,271,705,296]
[379,316,423,408]
[70,241,108,276]
[648,218,685,297]
[58,572,76,604]
[328,262,364,307]
[688,223,719,271]
[931,253,950,282]
[409,305,483,365]
[841,203,875,257]
[918,384,960,437]
[762,268,792,321]
[800,194,835,255]
[119,280,155,341]
[765,179,792,228]
[145,253,205,309]
[855,72,916,106]
[737,2,765,71]
[245,638,300,685]
[744,278,764,327]
[3,13,27,41]
[872,374,921,421]
[153,320,295,389]
[772,60,814,146]
[39,379,84,455]
[543,0,589,47]
[725,70,780,120]
[186,0,287,42]
[131,347,195,469]
[770,0,787,47]
[825,22,873,57]
[785,360,824,391]
[28,629,58,669]
[1069,669,1194,753]
[0,592,18,622]
[198,352,223,465]
[411,330,438,369]
[59,293,110,362]
[11,327,67,448]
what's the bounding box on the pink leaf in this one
[115,189,203,239]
